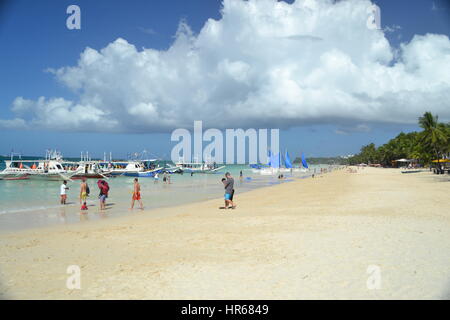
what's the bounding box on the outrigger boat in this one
[175,157,226,174]
[0,151,75,181]
[69,161,112,179]
[100,161,144,176]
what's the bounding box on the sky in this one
[0,0,449,160]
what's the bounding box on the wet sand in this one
[1,167,449,299]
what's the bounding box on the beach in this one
[0,167,449,299]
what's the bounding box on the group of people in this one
[59,171,238,213]
[60,177,143,212]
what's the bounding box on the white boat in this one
[103,159,163,177]
[105,161,146,176]
[0,151,74,181]
[175,157,225,173]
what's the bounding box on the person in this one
[223,172,236,209]
[130,178,144,210]
[80,181,89,211]
[239,170,243,180]
[79,177,89,209]
[97,179,109,210]
[163,172,168,183]
[154,172,159,183]
[60,180,69,205]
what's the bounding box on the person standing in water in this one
[97,180,109,210]
[60,180,69,205]
[79,178,87,202]
[130,178,144,210]
[79,177,89,210]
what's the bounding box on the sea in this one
[0,157,328,232]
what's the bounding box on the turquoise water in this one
[0,162,328,232]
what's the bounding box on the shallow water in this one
[0,164,326,232]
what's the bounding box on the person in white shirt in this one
[60,180,69,205]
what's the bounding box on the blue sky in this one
[0,0,449,160]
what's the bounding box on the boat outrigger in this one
[0,151,75,181]
[175,157,226,174]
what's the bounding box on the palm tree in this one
[418,112,448,170]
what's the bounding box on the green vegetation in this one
[348,112,450,166]
[293,157,348,165]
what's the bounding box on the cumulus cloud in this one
[1,0,450,133]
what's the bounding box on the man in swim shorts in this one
[79,177,88,208]
[130,178,144,210]
[223,172,236,209]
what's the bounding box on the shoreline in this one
[1,167,449,299]
[0,169,314,234]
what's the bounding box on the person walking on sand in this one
[60,180,69,205]
[130,178,144,210]
[223,172,236,209]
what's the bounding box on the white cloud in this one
[1,0,450,133]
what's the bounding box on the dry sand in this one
[0,167,449,299]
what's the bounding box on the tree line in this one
[348,112,450,167]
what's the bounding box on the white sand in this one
[0,167,449,299]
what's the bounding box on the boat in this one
[69,161,112,179]
[0,151,75,181]
[123,166,163,177]
[162,165,183,174]
[120,159,163,177]
[299,152,309,172]
[101,160,147,176]
[401,169,423,174]
[254,150,307,175]
[175,157,226,173]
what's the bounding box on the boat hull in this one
[123,168,163,177]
